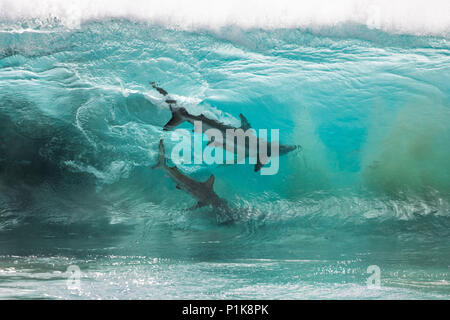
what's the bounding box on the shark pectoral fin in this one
[189,201,207,210]
[239,113,251,131]
[203,174,215,190]
[254,161,264,172]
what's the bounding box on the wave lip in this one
[0,0,449,36]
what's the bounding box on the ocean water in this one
[0,1,449,299]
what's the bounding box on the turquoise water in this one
[0,18,449,299]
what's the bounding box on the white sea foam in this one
[0,0,449,36]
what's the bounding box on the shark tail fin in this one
[152,139,166,169]
[163,105,187,131]
[150,81,168,96]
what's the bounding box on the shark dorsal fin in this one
[204,174,215,189]
[239,114,251,131]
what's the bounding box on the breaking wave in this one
[0,8,449,298]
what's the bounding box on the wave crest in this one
[0,0,449,37]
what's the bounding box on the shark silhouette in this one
[150,82,298,172]
[152,139,234,222]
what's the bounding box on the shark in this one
[150,82,299,172]
[152,139,233,221]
